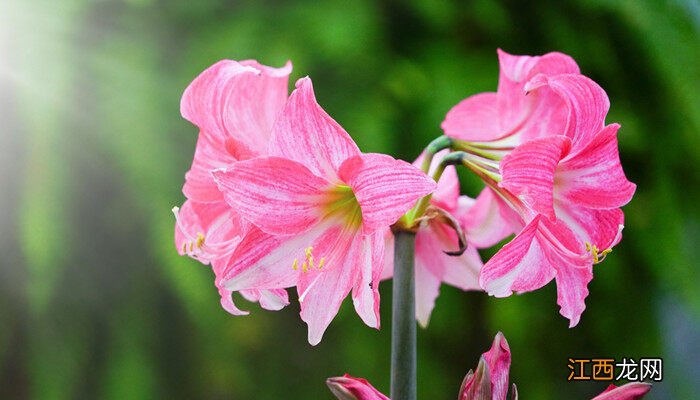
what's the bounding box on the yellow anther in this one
[181,242,188,254]
[305,246,313,258]
[292,259,299,271]
[318,257,326,270]
[195,233,205,249]
[302,261,308,273]
[188,241,195,253]
[585,241,613,265]
[308,255,315,269]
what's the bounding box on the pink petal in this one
[525,73,609,153]
[219,226,318,292]
[555,205,625,252]
[554,262,592,327]
[479,215,557,297]
[352,231,385,330]
[415,221,482,325]
[269,77,361,180]
[240,288,290,311]
[496,50,579,139]
[219,287,250,316]
[298,226,363,345]
[338,153,436,233]
[482,331,512,400]
[212,156,330,236]
[327,374,390,400]
[441,92,504,141]
[592,383,652,400]
[416,216,479,282]
[540,216,595,327]
[174,200,248,264]
[180,60,291,155]
[380,230,394,281]
[500,135,571,220]
[461,189,518,248]
[182,134,231,202]
[556,124,636,209]
[441,245,483,291]
[414,258,443,328]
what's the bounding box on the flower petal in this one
[219,227,298,291]
[212,156,330,236]
[479,215,557,297]
[414,259,443,328]
[441,92,504,141]
[297,226,362,345]
[496,49,579,140]
[554,259,592,327]
[461,190,518,248]
[174,200,248,264]
[270,77,361,180]
[219,287,250,316]
[591,383,652,400]
[556,124,636,209]
[327,374,390,400]
[500,135,571,220]
[555,205,625,251]
[338,153,436,233]
[414,224,483,327]
[181,60,291,155]
[525,73,609,153]
[352,230,385,330]
[182,134,232,202]
[240,288,290,311]
[482,332,512,400]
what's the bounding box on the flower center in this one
[321,184,363,229]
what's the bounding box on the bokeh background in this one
[1,0,699,398]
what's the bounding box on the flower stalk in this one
[391,230,417,400]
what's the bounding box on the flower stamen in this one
[294,246,326,273]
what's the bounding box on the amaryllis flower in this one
[212,77,436,345]
[459,332,514,400]
[326,375,389,400]
[457,332,651,400]
[174,59,292,314]
[382,150,483,327]
[328,332,650,399]
[440,49,635,326]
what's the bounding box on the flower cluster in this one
[439,50,636,327]
[174,60,436,345]
[174,49,635,344]
[326,332,652,400]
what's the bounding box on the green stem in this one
[391,231,417,400]
[420,135,453,173]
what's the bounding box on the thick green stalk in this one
[391,231,417,400]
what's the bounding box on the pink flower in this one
[458,332,651,400]
[441,50,635,326]
[327,374,389,400]
[212,77,436,345]
[459,332,513,400]
[174,59,292,314]
[382,150,483,327]
[328,332,651,400]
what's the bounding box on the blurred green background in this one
[1,0,699,398]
